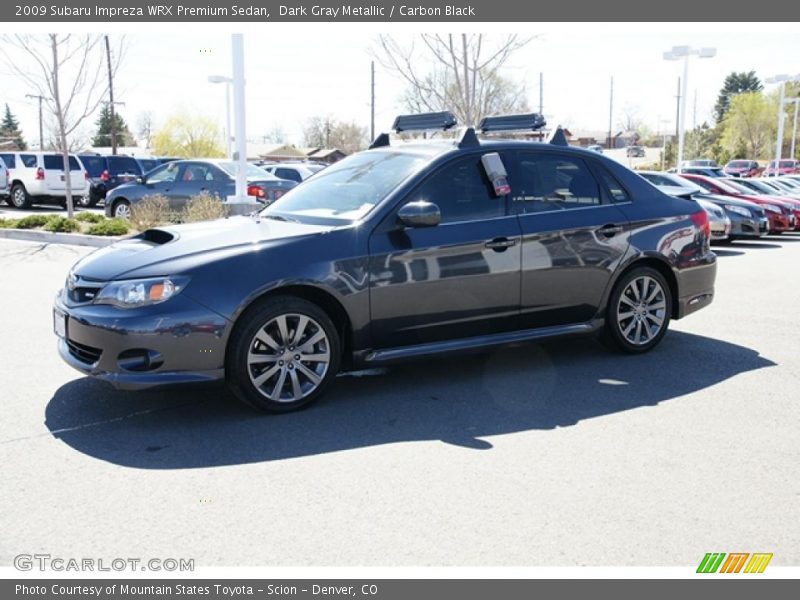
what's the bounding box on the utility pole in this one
[692,88,697,130]
[539,72,543,114]
[789,98,800,160]
[607,76,613,150]
[25,93,45,150]
[370,61,375,141]
[104,35,118,154]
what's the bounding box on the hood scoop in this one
[136,228,175,245]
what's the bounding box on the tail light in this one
[690,209,710,239]
[100,170,109,182]
[35,167,45,180]
[247,184,266,198]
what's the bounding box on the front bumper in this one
[728,214,768,239]
[53,290,230,390]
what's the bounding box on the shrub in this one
[74,211,105,223]
[0,218,18,229]
[182,191,228,223]
[15,214,58,229]
[130,194,170,230]
[87,218,130,236]
[43,217,81,233]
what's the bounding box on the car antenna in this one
[458,127,480,149]
[548,126,569,147]
[369,133,390,149]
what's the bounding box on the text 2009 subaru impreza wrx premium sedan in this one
[53,112,717,412]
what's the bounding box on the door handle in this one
[485,237,517,251]
[597,224,624,237]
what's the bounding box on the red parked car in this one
[681,173,794,234]
[731,178,800,231]
[723,160,761,178]
[763,159,800,177]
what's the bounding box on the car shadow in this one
[727,241,783,249]
[712,249,745,257]
[45,331,776,469]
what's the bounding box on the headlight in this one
[93,276,189,308]
[762,203,781,214]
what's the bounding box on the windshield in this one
[261,151,427,223]
[218,161,277,179]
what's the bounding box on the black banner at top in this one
[3,0,800,22]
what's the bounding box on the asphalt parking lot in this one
[0,235,798,568]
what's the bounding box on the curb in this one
[0,228,122,248]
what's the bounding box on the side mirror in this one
[136,176,144,184]
[397,200,440,228]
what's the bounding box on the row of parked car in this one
[639,169,800,241]
[673,157,800,178]
[0,151,324,215]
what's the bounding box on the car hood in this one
[73,215,333,281]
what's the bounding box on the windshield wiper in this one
[261,213,299,223]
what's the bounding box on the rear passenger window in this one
[275,168,302,182]
[410,155,506,224]
[512,153,601,213]
[107,157,142,176]
[20,154,37,168]
[43,155,80,170]
[0,154,15,168]
[599,170,630,202]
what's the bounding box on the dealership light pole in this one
[208,74,233,158]
[788,98,800,160]
[765,74,800,172]
[663,46,716,171]
[230,34,248,203]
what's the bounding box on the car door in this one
[141,162,182,208]
[510,151,630,329]
[368,153,522,348]
[168,162,223,209]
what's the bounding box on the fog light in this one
[118,349,163,372]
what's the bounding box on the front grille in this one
[67,339,102,365]
[65,274,104,305]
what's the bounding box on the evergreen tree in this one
[92,104,134,147]
[0,104,27,150]
[714,71,763,123]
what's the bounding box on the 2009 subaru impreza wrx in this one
[53,112,717,412]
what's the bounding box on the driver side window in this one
[147,163,180,184]
[409,155,506,224]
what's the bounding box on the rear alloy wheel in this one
[604,267,671,353]
[10,183,31,209]
[112,199,131,219]
[77,194,95,208]
[227,297,341,412]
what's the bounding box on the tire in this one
[226,296,341,413]
[10,183,31,209]
[111,199,131,219]
[77,194,96,208]
[602,266,672,354]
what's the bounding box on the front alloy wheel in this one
[227,296,340,412]
[112,200,131,219]
[604,267,671,353]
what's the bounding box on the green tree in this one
[92,104,134,147]
[0,103,26,149]
[720,92,775,160]
[151,113,224,158]
[714,71,763,123]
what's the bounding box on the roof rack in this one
[392,111,458,133]
[478,113,546,133]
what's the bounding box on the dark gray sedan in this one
[104,159,297,219]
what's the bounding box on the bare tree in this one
[302,116,368,154]
[617,104,643,133]
[136,110,155,148]
[0,35,124,217]
[373,34,532,129]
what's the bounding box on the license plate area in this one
[53,309,67,339]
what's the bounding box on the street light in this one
[787,98,800,161]
[765,74,800,174]
[208,74,233,157]
[663,45,716,171]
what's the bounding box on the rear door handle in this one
[485,237,517,251]
[597,224,624,237]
